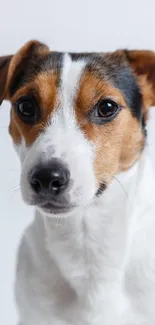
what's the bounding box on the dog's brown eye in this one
[15,97,39,124]
[96,99,119,118]
[88,98,121,125]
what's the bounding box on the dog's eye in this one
[96,99,119,119]
[15,97,39,124]
[88,99,121,125]
[18,101,35,116]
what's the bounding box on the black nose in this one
[30,160,70,195]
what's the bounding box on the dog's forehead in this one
[10,50,132,91]
[35,50,129,84]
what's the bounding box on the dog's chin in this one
[36,203,78,218]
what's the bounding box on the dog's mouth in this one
[27,182,107,215]
[39,201,76,215]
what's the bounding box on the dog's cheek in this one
[84,110,142,186]
[9,118,29,163]
[94,142,120,185]
[9,114,21,144]
[80,119,123,187]
[119,117,144,171]
[94,133,122,186]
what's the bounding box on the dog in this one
[1,40,155,325]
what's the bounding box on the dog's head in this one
[0,41,154,215]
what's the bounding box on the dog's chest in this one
[16,209,128,325]
[44,203,128,291]
[16,213,155,325]
[16,244,124,325]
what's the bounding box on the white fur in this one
[14,55,155,325]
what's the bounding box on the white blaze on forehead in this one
[59,53,86,119]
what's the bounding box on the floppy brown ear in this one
[0,55,13,103]
[0,40,49,103]
[125,50,155,117]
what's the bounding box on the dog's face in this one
[0,41,155,215]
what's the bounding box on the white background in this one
[0,0,155,324]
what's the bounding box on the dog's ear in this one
[0,55,13,103]
[0,40,49,103]
[125,50,155,116]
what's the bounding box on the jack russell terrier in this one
[1,41,155,325]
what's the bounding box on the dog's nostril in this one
[31,178,42,193]
[50,179,66,192]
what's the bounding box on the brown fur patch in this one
[76,72,126,131]
[76,72,144,185]
[137,74,154,121]
[6,40,49,95]
[0,55,13,101]
[126,50,155,113]
[9,72,59,146]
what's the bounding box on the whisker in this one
[8,184,20,192]
[8,188,20,203]
[113,176,128,200]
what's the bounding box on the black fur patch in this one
[111,64,142,121]
[142,115,147,137]
[96,182,107,196]
[9,52,63,98]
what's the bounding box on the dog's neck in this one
[35,147,155,299]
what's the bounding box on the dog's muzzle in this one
[29,158,71,213]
